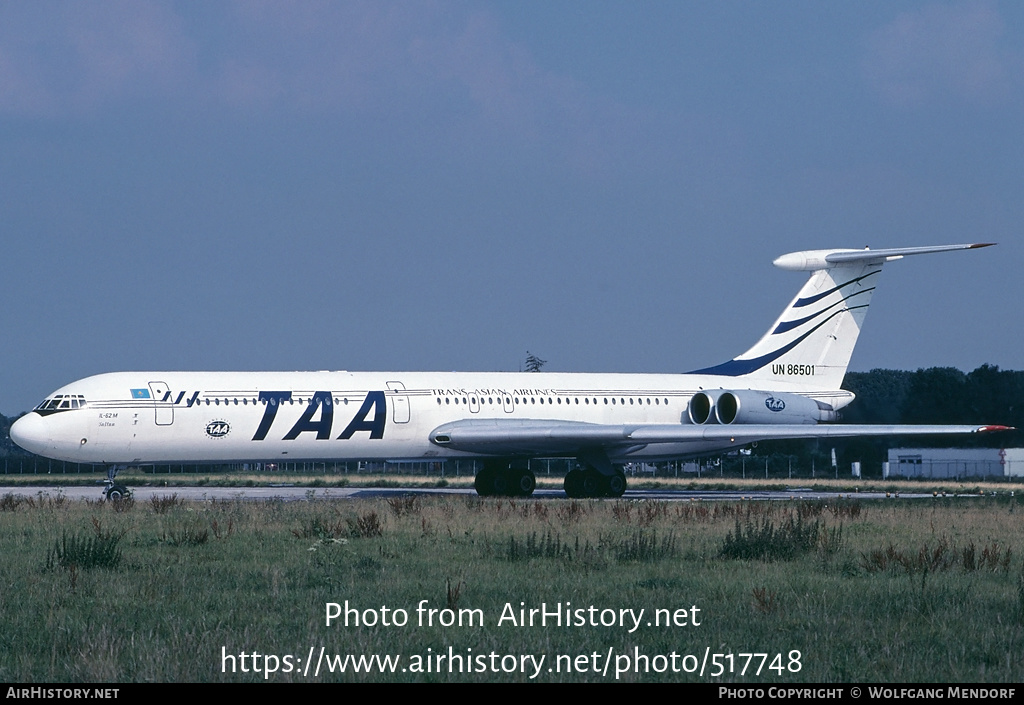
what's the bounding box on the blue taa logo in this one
[764,397,786,412]
[206,421,230,438]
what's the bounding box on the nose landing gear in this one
[103,465,131,500]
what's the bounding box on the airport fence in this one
[0,456,576,477]
[1,453,1013,481]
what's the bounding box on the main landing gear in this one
[563,449,627,498]
[470,454,628,499]
[563,466,627,498]
[474,460,536,497]
[103,465,131,501]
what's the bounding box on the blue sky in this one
[1,1,1022,414]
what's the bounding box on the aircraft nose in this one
[10,413,49,455]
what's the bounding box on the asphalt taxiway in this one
[1,485,973,502]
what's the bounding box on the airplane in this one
[10,243,1011,500]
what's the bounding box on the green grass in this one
[0,494,1022,682]
[3,468,1023,497]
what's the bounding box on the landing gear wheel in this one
[605,470,627,498]
[564,468,585,498]
[474,468,496,496]
[581,469,604,498]
[491,470,510,496]
[513,470,536,497]
[106,485,129,501]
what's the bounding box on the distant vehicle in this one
[11,243,1010,499]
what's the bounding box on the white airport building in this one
[885,447,1024,479]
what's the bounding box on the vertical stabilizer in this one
[690,244,993,390]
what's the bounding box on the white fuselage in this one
[16,370,843,466]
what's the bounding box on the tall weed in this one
[46,524,124,570]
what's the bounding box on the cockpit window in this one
[34,394,87,414]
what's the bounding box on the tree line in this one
[821,363,1023,472]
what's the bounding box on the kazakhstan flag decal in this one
[131,388,151,399]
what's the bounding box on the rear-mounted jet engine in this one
[687,390,836,425]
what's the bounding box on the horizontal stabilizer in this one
[773,243,994,271]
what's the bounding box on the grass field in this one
[1,490,1022,682]
[3,466,1023,496]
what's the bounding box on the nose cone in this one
[10,413,49,455]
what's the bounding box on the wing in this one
[429,419,1012,456]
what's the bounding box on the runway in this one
[1,484,971,502]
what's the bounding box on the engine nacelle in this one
[687,391,715,424]
[688,390,834,425]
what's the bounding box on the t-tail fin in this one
[690,243,994,390]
